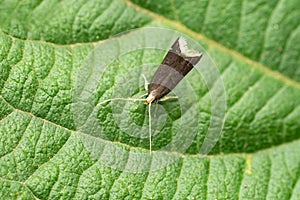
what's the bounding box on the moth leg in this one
[139,93,148,98]
[158,96,178,102]
[141,74,149,91]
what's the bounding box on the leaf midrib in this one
[1,93,299,159]
[2,0,299,90]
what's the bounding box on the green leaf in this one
[131,0,300,82]
[1,0,300,199]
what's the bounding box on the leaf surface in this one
[0,0,300,199]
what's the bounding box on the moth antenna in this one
[148,102,152,154]
[141,74,149,91]
[98,97,145,105]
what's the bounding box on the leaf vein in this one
[278,24,300,71]
[109,5,127,36]
[235,0,244,48]
[0,114,32,159]
[0,177,40,200]
[71,1,90,42]
[200,0,211,32]
[264,153,272,199]
[47,163,61,199]
[171,158,184,200]
[204,159,210,200]
[31,0,45,13]
[249,84,286,125]
[288,158,300,199]
[0,40,25,96]
[140,155,152,199]
[170,0,179,21]
[258,0,281,62]
[195,58,233,106]
[226,73,264,114]
[88,0,115,32]
[237,158,247,200]
[107,149,130,200]
[0,34,12,63]
[283,102,300,121]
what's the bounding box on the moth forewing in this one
[145,37,202,105]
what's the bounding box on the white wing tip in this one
[178,36,202,57]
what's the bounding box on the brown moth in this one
[98,36,202,153]
[145,37,202,105]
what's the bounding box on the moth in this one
[145,36,202,104]
[99,36,202,153]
